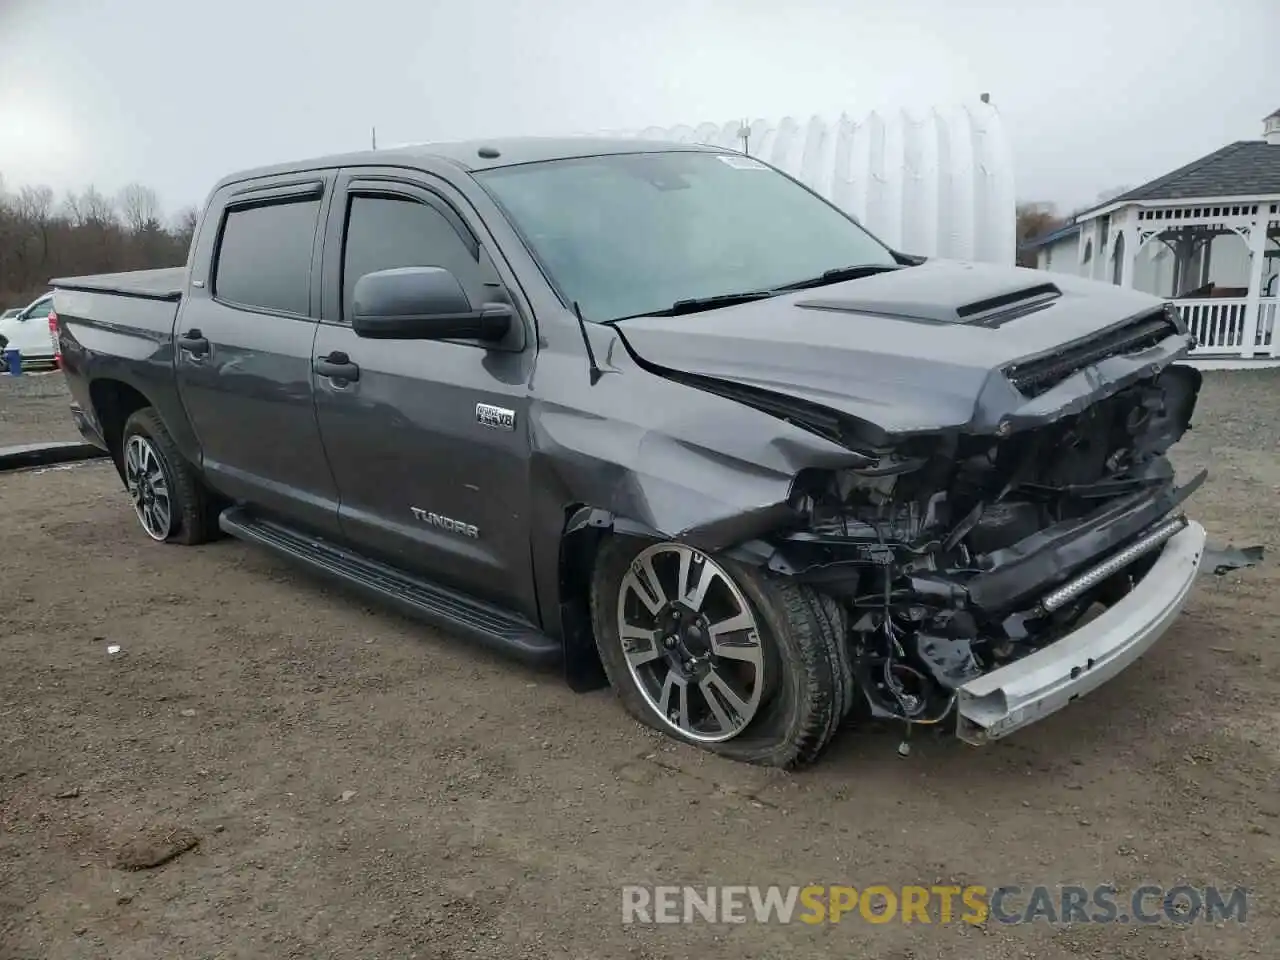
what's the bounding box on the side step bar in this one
[218,507,561,667]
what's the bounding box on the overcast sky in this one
[1,0,1277,219]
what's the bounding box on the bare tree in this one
[171,206,199,253]
[80,186,116,226]
[1015,202,1064,268]
[62,189,85,227]
[15,185,54,223]
[119,183,161,234]
[173,206,199,233]
[1,172,197,308]
[11,185,56,271]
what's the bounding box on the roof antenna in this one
[572,301,603,385]
[371,126,377,150]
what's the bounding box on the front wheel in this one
[590,537,854,768]
[120,407,219,545]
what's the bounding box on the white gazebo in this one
[1028,109,1280,363]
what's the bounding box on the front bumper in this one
[955,519,1206,744]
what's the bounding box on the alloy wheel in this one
[124,435,173,541]
[616,543,766,742]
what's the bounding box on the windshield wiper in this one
[772,262,905,292]
[608,263,905,321]
[614,290,777,320]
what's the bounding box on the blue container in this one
[3,347,20,376]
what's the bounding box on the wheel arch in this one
[556,504,663,692]
[555,501,785,693]
[88,378,153,474]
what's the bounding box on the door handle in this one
[177,329,210,357]
[315,351,360,382]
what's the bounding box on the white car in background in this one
[0,293,57,365]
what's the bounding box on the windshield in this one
[475,151,897,322]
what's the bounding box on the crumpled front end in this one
[731,321,1206,736]
[567,290,1208,740]
[953,516,1205,743]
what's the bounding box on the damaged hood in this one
[614,259,1191,444]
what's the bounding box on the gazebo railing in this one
[1172,298,1278,357]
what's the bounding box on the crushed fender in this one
[548,307,1212,732]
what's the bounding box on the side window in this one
[342,194,494,323]
[214,197,321,315]
[23,298,51,319]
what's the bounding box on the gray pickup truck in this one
[51,138,1207,767]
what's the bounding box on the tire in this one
[589,535,854,768]
[119,407,219,545]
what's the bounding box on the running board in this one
[218,507,561,667]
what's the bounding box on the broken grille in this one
[1004,309,1178,398]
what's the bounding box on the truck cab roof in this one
[213,137,725,190]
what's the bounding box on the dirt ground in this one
[1,369,1277,960]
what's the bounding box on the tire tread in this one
[590,535,851,769]
[121,407,219,545]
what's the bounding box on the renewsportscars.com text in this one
[621,884,1249,926]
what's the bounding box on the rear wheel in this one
[590,536,853,768]
[120,407,219,545]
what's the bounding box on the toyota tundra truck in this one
[50,138,1207,767]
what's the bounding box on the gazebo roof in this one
[1077,140,1280,218]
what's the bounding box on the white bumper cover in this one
[956,520,1206,744]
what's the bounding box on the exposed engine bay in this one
[768,360,1204,725]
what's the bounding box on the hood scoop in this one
[955,282,1062,326]
[798,280,1062,328]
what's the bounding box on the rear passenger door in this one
[176,174,342,536]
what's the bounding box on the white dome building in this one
[609,100,1017,266]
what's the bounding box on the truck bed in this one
[49,267,185,301]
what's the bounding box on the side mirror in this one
[351,267,512,342]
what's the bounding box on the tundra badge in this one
[410,507,479,539]
[476,403,516,431]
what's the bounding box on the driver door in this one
[312,170,538,620]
